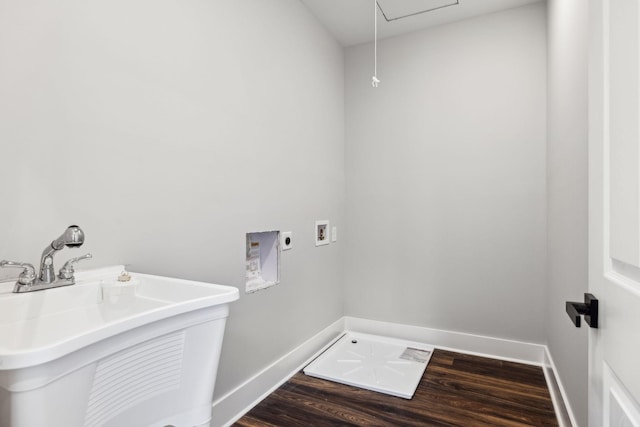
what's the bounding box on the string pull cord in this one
[372,0,380,88]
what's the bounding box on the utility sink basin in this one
[0,266,239,427]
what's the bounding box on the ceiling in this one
[300,0,544,46]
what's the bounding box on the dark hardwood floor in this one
[234,349,558,427]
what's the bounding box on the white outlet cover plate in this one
[315,220,330,246]
[281,231,293,251]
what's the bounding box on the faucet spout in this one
[39,225,85,283]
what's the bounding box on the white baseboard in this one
[211,316,570,427]
[210,317,345,427]
[543,347,578,427]
[345,316,546,365]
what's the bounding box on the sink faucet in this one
[0,225,92,293]
[40,225,85,283]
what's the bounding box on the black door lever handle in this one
[566,293,598,328]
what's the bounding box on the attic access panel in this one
[377,0,459,21]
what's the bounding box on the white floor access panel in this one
[303,332,434,399]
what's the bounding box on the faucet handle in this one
[59,253,92,280]
[0,260,37,285]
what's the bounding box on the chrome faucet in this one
[40,225,85,283]
[0,225,92,293]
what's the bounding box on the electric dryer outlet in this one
[281,231,293,251]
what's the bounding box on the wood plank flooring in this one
[234,349,558,427]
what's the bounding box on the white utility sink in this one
[0,266,239,427]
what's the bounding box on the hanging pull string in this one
[372,0,380,88]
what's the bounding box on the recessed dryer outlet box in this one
[281,231,293,251]
[315,220,330,246]
[246,231,280,293]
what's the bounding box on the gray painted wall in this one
[0,0,345,400]
[0,0,590,422]
[344,4,548,343]
[546,0,589,425]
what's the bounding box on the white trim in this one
[543,347,578,427]
[344,316,546,365]
[211,317,345,427]
[210,316,572,427]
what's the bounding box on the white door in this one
[590,0,640,426]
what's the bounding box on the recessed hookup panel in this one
[246,231,280,293]
[315,220,330,246]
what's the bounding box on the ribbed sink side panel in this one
[84,331,185,427]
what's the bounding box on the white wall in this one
[0,0,590,422]
[0,0,345,400]
[344,4,548,343]
[546,0,589,425]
